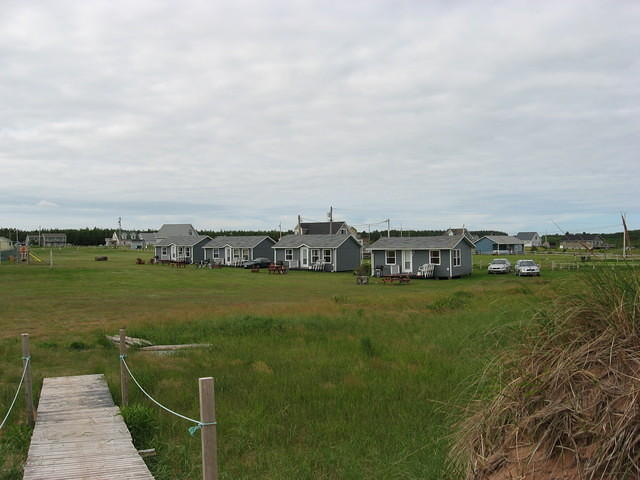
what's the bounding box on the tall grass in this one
[452,267,640,479]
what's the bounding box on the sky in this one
[1,0,638,235]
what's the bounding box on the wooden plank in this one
[23,374,155,480]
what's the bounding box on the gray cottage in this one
[369,235,474,279]
[272,234,362,272]
[474,235,525,255]
[202,236,276,266]
[516,232,542,248]
[154,235,211,263]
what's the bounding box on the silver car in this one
[488,258,511,274]
[515,259,541,276]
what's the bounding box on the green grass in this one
[0,247,577,479]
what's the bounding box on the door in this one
[225,247,231,265]
[301,247,309,268]
[402,250,412,273]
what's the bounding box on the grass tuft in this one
[121,404,159,449]
[451,267,640,479]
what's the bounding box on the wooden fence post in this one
[199,377,218,480]
[21,333,35,427]
[119,328,128,407]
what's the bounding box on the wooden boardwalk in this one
[23,374,155,480]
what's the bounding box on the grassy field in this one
[0,248,580,479]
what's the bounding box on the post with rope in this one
[199,377,218,480]
[119,328,129,407]
[21,333,35,427]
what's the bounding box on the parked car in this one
[488,258,511,274]
[515,259,540,276]
[242,257,272,269]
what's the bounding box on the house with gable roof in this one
[202,236,276,266]
[516,232,542,248]
[154,234,211,263]
[369,234,474,278]
[474,235,525,255]
[272,234,362,272]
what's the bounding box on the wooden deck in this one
[23,374,154,480]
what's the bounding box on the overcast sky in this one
[1,0,638,234]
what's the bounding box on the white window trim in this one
[323,249,332,263]
[385,250,396,265]
[453,249,461,267]
[429,250,441,265]
[311,249,320,263]
[285,249,293,261]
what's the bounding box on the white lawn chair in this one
[417,264,435,278]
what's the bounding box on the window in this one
[242,248,250,261]
[453,249,461,267]
[285,249,293,261]
[311,249,320,263]
[339,228,346,234]
[213,249,220,259]
[386,250,396,264]
[185,247,191,257]
[161,247,167,256]
[233,248,240,259]
[178,246,184,256]
[323,249,332,263]
[430,250,440,265]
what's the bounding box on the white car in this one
[515,259,541,276]
[488,258,511,274]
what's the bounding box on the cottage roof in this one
[369,234,472,250]
[155,235,209,247]
[156,224,198,237]
[477,235,525,245]
[273,234,356,248]
[516,232,539,241]
[562,234,603,241]
[139,232,156,242]
[298,222,347,235]
[204,236,275,249]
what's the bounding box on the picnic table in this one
[268,264,289,274]
[381,274,411,285]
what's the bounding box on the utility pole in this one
[328,206,333,234]
[386,219,390,238]
[297,215,302,235]
[622,212,630,258]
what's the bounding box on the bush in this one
[354,261,371,276]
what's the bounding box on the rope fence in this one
[0,356,30,431]
[119,355,216,436]
[0,333,35,432]
[118,328,218,480]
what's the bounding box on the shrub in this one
[354,261,371,276]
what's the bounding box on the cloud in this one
[35,200,59,208]
[0,0,638,233]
